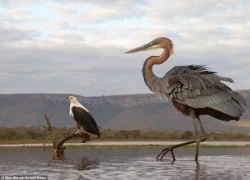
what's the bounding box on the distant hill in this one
[0,90,249,132]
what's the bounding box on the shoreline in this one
[0,141,250,148]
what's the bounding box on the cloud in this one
[0,25,40,43]
[0,0,249,96]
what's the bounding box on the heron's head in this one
[126,37,173,54]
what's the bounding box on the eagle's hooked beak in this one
[126,41,160,53]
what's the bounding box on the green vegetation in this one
[100,129,250,141]
[0,127,249,144]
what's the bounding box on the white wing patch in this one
[69,100,89,117]
[77,103,89,112]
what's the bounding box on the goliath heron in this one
[126,37,246,162]
[67,96,100,137]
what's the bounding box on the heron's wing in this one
[162,65,246,118]
[72,106,100,137]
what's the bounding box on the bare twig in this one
[44,115,55,142]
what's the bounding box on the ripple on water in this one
[1,147,250,180]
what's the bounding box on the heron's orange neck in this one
[143,48,172,81]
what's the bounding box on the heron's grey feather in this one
[145,65,246,118]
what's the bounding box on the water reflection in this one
[0,147,250,179]
[53,153,65,160]
[166,156,250,180]
[48,156,99,172]
[195,163,200,180]
[74,157,99,171]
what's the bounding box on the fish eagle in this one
[67,96,100,137]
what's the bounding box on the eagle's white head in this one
[67,96,89,116]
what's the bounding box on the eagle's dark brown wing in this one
[71,106,100,137]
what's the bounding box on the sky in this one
[0,0,249,96]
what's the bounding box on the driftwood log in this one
[44,115,90,157]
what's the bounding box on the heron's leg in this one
[156,137,207,161]
[197,117,207,139]
[193,117,200,162]
[194,116,210,162]
[156,116,207,161]
[156,117,201,162]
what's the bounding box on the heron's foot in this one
[156,146,176,161]
[156,138,207,162]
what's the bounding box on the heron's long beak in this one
[126,41,160,53]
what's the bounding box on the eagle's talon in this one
[74,129,81,135]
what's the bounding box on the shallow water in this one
[0,146,250,180]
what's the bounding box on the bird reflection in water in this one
[53,152,65,160]
[51,154,99,171]
[195,162,201,180]
[74,157,99,171]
